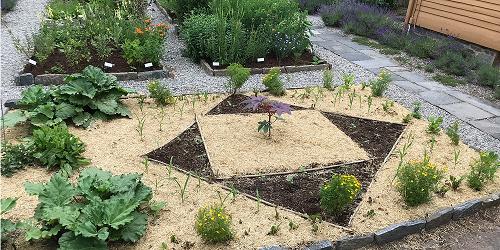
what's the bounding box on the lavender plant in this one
[242,96,292,137]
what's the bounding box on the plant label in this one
[311,30,320,35]
[145,62,153,68]
[257,58,265,62]
[104,62,113,68]
[28,59,37,65]
[212,62,220,67]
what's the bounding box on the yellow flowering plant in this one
[320,174,361,215]
[195,204,233,243]
[397,156,445,206]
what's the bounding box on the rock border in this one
[15,68,174,86]
[200,59,332,77]
[258,193,500,250]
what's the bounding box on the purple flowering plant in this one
[242,96,293,137]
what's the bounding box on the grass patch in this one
[432,74,464,87]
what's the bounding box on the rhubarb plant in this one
[22,168,153,249]
[242,96,292,137]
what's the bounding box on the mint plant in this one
[23,168,153,249]
[226,63,250,95]
[426,116,443,134]
[446,121,460,145]
[242,96,292,137]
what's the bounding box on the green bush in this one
[426,116,443,135]
[263,68,285,96]
[29,124,90,172]
[433,51,478,76]
[446,121,460,146]
[370,70,391,96]
[160,0,209,21]
[226,63,250,94]
[320,174,361,215]
[23,168,154,249]
[3,66,131,128]
[404,36,438,59]
[1,0,18,11]
[397,157,444,206]
[323,69,334,90]
[299,0,339,13]
[195,204,233,243]
[1,142,34,177]
[476,64,500,87]
[122,22,168,66]
[147,81,175,106]
[467,151,499,191]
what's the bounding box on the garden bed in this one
[2,86,499,249]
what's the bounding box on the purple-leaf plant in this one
[242,96,292,137]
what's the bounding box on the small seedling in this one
[149,200,166,218]
[361,82,368,90]
[449,175,464,191]
[435,184,450,197]
[446,121,460,146]
[402,114,413,124]
[142,158,150,173]
[286,174,296,184]
[341,73,355,90]
[427,116,443,134]
[364,209,376,218]
[267,223,281,235]
[135,113,147,141]
[323,69,333,90]
[288,220,299,230]
[156,105,168,131]
[173,173,191,203]
[308,214,321,234]
[428,135,437,154]
[411,102,422,119]
[170,235,179,244]
[167,156,174,178]
[348,90,356,109]
[394,133,415,180]
[453,148,461,168]
[367,95,373,113]
[179,101,185,117]
[382,100,394,113]
[274,206,280,220]
[202,92,209,103]
[161,242,168,250]
[137,95,147,113]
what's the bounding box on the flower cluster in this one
[124,19,169,66]
[397,157,445,206]
[320,174,361,215]
[195,204,233,243]
[134,19,169,38]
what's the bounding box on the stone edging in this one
[259,193,500,250]
[200,60,332,77]
[15,68,174,86]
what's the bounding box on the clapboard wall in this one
[405,0,500,51]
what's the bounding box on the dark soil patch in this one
[23,48,162,76]
[209,51,326,70]
[222,160,379,226]
[322,112,405,158]
[145,123,213,177]
[206,94,307,115]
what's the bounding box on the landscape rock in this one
[34,74,66,85]
[138,70,168,81]
[426,207,454,230]
[305,240,334,250]
[3,99,18,108]
[452,199,482,220]
[481,193,500,207]
[335,234,374,250]
[16,73,34,86]
[375,219,425,244]
[258,245,288,250]
[111,72,138,81]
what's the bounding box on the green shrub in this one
[404,36,438,59]
[3,66,131,128]
[467,151,499,191]
[0,142,34,177]
[432,74,463,87]
[299,0,339,13]
[147,81,175,106]
[23,168,154,248]
[320,174,361,215]
[322,69,334,90]
[181,14,218,62]
[226,63,251,94]
[433,51,478,76]
[446,121,460,146]
[122,22,168,66]
[495,85,500,100]
[1,0,18,11]
[321,11,343,27]
[29,124,89,172]
[1,197,18,242]
[195,204,233,243]
[426,116,443,135]
[370,70,391,96]
[397,157,444,206]
[476,64,500,87]
[263,68,285,96]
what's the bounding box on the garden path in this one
[309,26,500,141]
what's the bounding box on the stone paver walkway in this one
[311,30,500,140]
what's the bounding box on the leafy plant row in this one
[4,66,132,128]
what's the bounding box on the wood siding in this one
[405,0,500,51]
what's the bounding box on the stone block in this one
[393,80,428,93]
[16,73,34,86]
[440,102,494,121]
[112,72,138,81]
[452,199,482,220]
[425,207,454,230]
[375,219,425,244]
[418,91,461,105]
[138,70,167,81]
[335,234,374,250]
[305,240,334,250]
[34,74,66,85]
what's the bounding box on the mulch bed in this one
[208,51,326,70]
[145,95,406,226]
[23,48,162,76]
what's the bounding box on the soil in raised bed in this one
[322,112,405,158]
[145,123,213,177]
[222,160,380,226]
[206,94,308,115]
[23,48,162,76]
[208,51,326,70]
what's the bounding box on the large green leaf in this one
[59,80,97,98]
[42,206,80,227]
[115,103,131,118]
[55,103,79,120]
[24,182,44,195]
[25,224,62,241]
[1,219,17,234]
[104,196,140,229]
[72,112,92,127]
[2,110,28,127]
[58,232,107,250]
[34,103,55,119]
[1,197,18,214]
[118,212,147,242]
[17,85,52,108]
[94,96,118,115]
[38,173,75,208]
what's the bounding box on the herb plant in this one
[467,151,499,191]
[242,96,292,137]
[396,156,444,206]
[263,68,285,96]
[195,204,233,243]
[323,69,334,90]
[411,102,422,119]
[446,121,460,146]
[226,63,251,95]
[370,70,391,96]
[1,142,34,177]
[382,100,394,113]
[148,81,175,106]
[426,116,443,135]
[448,175,464,191]
[320,174,361,215]
[23,168,153,249]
